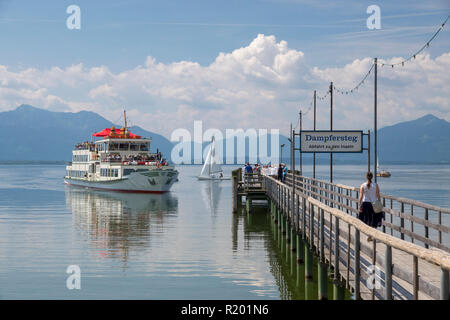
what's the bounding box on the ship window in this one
[119,143,129,151]
[114,169,118,177]
[109,143,118,151]
[130,143,139,151]
[140,143,149,151]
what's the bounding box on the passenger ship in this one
[64,112,178,193]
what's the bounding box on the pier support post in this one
[333,283,345,300]
[286,218,290,242]
[302,198,306,239]
[291,226,296,251]
[232,174,237,213]
[441,268,450,300]
[269,200,273,217]
[334,217,340,281]
[276,206,280,225]
[246,197,251,214]
[305,279,315,300]
[305,243,313,279]
[318,262,328,300]
[310,203,314,249]
[297,233,304,263]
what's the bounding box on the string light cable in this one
[380,14,449,68]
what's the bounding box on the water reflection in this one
[65,187,178,263]
[233,205,337,300]
[199,180,222,215]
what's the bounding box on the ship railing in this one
[74,145,95,151]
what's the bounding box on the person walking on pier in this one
[358,172,384,242]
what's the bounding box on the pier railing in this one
[264,175,450,300]
[284,173,450,252]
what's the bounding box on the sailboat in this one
[376,159,391,177]
[198,136,230,180]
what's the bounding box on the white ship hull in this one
[64,170,178,193]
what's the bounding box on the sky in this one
[0,0,449,138]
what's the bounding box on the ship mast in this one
[124,109,128,137]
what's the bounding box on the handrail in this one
[307,197,450,270]
[283,173,450,251]
[286,172,450,214]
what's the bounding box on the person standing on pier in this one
[277,164,283,181]
[358,172,385,242]
[282,163,287,183]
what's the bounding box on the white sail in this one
[199,136,222,179]
[199,146,213,178]
[209,136,222,174]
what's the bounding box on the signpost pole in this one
[299,111,302,176]
[313,90,316,179]
[291,124,295,229]
[368,130,371,173]
[291,123,294,173]
[374,58,378,182]
[330,82,333,184]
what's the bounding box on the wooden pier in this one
[232,168,450,300]
[232,170,268,213]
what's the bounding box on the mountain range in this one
[0,105,449,164]
[0,105,172,162]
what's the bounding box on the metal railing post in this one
[385,245,392,300]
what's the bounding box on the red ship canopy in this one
[92,128,142,139]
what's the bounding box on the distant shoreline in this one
[0,160,67,165]
[1,161,449,166]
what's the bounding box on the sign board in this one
[300,130,363,153]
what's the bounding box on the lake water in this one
[0,164,449,299]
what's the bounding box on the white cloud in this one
[0,34,448,137]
